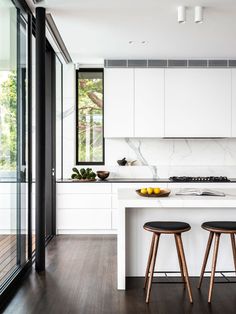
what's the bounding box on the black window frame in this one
[75,68,105,165]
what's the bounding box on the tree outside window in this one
[76,69,104,164]
[0,71,17,172]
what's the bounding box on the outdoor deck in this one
[0,235,36,286]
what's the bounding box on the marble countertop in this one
[118,188,236,208]
[56,178,236,183]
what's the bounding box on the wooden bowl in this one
[136,188,171,197]
[97,171,110,180]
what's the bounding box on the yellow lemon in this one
[154,187,161,194]
[140,188,147,194]
[147,187,153,195]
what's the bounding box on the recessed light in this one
[141,41,147,44]
[128,41,134,44]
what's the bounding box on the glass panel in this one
[18,14,28,266]
[77,70,104,164]
[0,0,18,285]
[0,0,29,287]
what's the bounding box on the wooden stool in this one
[198,221,236,303]
[143,221,193,303]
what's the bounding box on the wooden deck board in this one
[0,235,35,287]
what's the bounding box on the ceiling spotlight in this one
[195,6,203,23]
[178,6,186,24]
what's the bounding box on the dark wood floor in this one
[3,235,236,314]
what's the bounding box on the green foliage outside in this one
[0,72,17,171]
[78,75,103,163]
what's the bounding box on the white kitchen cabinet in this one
[57,182,111,194]
[57,194,112,209]
[112,209,118,229]
[104,68,134,137]
[56,182,236,234]
[164,69,231,137]
[57,209,111,230]
[134,69,164,137]
[232,69,236,137]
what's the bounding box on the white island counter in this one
[117,188,236,290]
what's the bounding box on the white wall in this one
[63,63,76,178]
[62,64,236,179]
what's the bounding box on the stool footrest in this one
[149,271,185,284]
[203,270,236,283]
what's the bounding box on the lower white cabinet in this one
[57,183,171,234]
[56,182,168,234]
[57,194,112,209]
[56,183,113,233]
[57,209,111,230]
[57,182,236,234]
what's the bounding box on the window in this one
[76,69,104,165]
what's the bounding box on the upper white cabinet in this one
[104,67,233,138]
[134,69,164,137]
[104,68,134,137]
[232,69,236,137]
[164,69,231,137]
[104,68,165,138]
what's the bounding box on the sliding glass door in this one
[0,0,60,300]
[0,0,30,292]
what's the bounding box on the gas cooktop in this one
[169,176,230,182]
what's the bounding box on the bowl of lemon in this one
[136,187,171,197]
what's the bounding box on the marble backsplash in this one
[100,138,236,179]
[63,136,236,179]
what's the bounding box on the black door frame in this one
[45,46,57,240]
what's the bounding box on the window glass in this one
[76,69,104,164]
[0,0,29,287]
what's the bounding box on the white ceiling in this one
[27,0,236,64]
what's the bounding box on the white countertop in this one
[118,188,236,208]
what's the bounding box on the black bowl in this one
[97,171,110,180]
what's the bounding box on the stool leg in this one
[174,234,185,288]
[144,233,155,289]
[208,233,221,303]
[230,234,236,272]
[146,233,159,303]
[198,231,214,289]
[176,234,193,304]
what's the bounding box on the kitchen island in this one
[117,188,236,290]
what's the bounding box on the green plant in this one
[71,167,96,180]
[0,71,17,170]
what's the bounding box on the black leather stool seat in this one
[144,221,190,233]
[202,221,236,232]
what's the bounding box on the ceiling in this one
[27,0,236,64]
